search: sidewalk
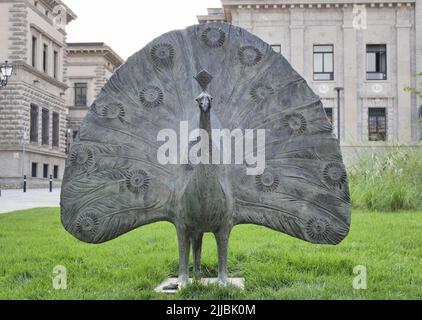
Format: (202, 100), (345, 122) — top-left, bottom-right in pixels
(0, 188), (61, 214)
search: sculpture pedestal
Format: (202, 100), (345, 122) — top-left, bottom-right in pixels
(155, 278), (245, 294)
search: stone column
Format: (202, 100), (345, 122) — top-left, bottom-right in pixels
(289, 8), (304, 75)
(396, 7), (412, 144)
(342, 8), (358, 145)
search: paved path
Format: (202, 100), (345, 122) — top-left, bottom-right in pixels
(0, 188), (60, 214)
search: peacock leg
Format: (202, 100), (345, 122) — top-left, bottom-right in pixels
(176, 226), (191, 286)
(215, 228), (231, 286)
(192, 232), (204, 280)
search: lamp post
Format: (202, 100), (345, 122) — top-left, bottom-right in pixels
(334, 87), (344, 142)
(0, 60), (13, 89)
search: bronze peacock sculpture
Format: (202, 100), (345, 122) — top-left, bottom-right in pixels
(61, 22), (351, 287)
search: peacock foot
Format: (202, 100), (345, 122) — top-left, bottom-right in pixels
(178, 275), (190, 288)
(216, 274), (229, 287)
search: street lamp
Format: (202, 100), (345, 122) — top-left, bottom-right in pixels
(334, 87), (344, 142)
(0, 60), (13, 89)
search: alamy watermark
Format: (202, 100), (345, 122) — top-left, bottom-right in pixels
(157, 121), (266, 176)
(353, 5), (367, 30)
(52, 5), (67, 30)
(353, 265), (368, 290)
(52, 265), (67, 290)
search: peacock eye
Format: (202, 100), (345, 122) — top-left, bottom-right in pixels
(250, 84), (275, 103)
(151, 43), (175, 68)
(323, 163), (347, 188)
(283, 113), (307, 136)
(255, 170), (280, 192)
(139, 86), (164, 108)
(202, 27), (226, 48)
(239, 46), (263, 66)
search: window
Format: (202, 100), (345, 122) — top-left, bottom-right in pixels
(30, 104), (39, 143)
(314, 45), (334, 81)
(367, 45), (387, 80)
(72, 130), (79, 140)
(43, 164), (49, 178)
(42, 108), (49, 145)
(32, 36), (37, 68)
(53, 50), (58, 79)
(53, 165), (59, 179)
(43, 44), (48, 73)
(271, 45), (281, 54)
(52, 112), (59, 147)
(324, 108), (333, 125)
(31, 163), (38, 178)
(368, 108), (387, 141)
(74, 83), (88, 106)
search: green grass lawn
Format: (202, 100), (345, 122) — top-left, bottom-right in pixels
(1, 208), (422, 300)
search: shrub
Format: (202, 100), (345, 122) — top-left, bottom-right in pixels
(348, 146), (422, 212)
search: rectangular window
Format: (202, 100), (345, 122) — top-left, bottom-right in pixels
(32, 36), (37, 68)
(53, 165), (59, 179)
(74, 83), (88, 106)
(43, 44), (48, 73)
(368, 108), (387, 141)
(42, 108), (49, 145)
(324, 108), (333, 125)
(367, 45), (387, 80)
(72, 130), (79, 140)
(43, 164), (49, 178)
(31, 163), (37, 178)
(53, 50), (58, 79)
(30, 104), (39, 143)
(52, 112), (59, 147)
(314, 45), (334, 81)
(271, 45), (281, 54)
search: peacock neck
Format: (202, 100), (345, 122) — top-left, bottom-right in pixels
(199, 109), (213, 159)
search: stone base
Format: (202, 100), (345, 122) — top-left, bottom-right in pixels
(155, 278), (245, 294)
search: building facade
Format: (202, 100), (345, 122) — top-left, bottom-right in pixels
(0, 0), (76, 188)
(65, 42), (123, 148)
(198, 0), (422, 162)
(0, 2), (123, 188)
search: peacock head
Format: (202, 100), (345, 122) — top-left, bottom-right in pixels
(196, 91), (213, 113)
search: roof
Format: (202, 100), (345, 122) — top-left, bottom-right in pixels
(66, 42), (125, 68)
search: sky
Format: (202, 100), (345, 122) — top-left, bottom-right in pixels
(66, 0), (222, 60)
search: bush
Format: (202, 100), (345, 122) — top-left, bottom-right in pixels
(349, 146), (422, 212)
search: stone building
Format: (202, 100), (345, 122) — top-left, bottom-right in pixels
(65, 42), (124, 146)
(198, 0), (422, 162)
(0, 0), (76, 188)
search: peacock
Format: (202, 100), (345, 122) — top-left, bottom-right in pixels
(61, 22), (351, 287)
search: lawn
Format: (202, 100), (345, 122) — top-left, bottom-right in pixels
(0, 208), (422, 300)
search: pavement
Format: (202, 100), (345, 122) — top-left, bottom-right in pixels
(0, 188), (61, 214)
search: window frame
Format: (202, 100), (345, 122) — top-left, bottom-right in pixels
(313, 44), (334, 81)
(43, 164), (49, 179)
(43, 43), (48, 73)
(31, 162), (38, 178)
(41, 108), (50, 146)
(368, 107), (387, 141)
(53, 165), (59, 179)
(324, 108), (334, 125)
(32, 36), (37, 68)
(366, 44), (387, 81)
(52, 112), (60, 147)
(30, 104), (39, 143)
(271, 44), (281, 54)
(53, 50), (58, 79)
(74, 82), (88, 107)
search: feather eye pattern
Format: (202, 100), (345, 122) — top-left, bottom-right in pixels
(61, 22), (351, 249)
